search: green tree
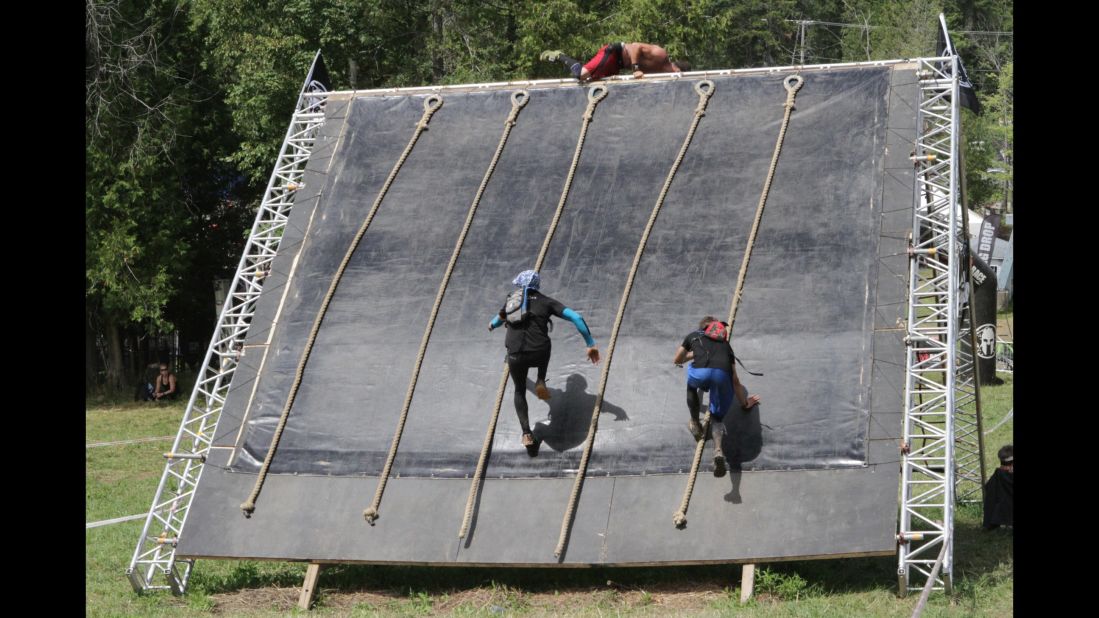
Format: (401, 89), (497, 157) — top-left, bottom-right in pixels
(87, 0), (238, 392)
(189, 0), (319, 188)
(962, 61), (1011, 213)
(942, 0), (1012, 215)
(85, 0), (1012, 393)
(87, 0), (190, 390)
(839, 0), (945, 60)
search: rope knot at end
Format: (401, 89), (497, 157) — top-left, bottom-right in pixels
(363, 507), (379, 525)
(673, 512), (687, 528)
(240, 502), (255, 518)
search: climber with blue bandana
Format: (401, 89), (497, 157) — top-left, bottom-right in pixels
(489, 270), (601, 448)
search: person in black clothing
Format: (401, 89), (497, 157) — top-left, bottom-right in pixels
(673, 316), (760, 477)
(153, 363), (179, 401)
(489, 270), (600, 447)
(983, 444), (1013, 530)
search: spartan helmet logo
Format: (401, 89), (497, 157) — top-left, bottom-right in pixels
(976, 324), (996, 359)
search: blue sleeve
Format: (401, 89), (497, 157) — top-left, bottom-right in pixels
(561, 308), (596, 347)
(490, 315), (504, 330)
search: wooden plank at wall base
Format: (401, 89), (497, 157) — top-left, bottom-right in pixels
(740, 564), (755, 604)
(298, 563), (323, 610)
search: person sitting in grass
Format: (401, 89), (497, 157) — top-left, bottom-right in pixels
(983, 444), (1013, 530)
(152, 363), (179, 402)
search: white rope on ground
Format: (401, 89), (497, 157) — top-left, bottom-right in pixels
(86, 436), (174, 448)
(983, 408), (1013, 435)
(86, 513), (148, 529)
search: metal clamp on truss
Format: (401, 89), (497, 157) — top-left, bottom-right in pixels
(896, 531), (926, 545)
(903, 331), (935, 346)
(907, 244), (937, 258)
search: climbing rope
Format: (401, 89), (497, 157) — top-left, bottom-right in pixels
(240, 94), (444, 518)
(672, 74), (802, 529)
(363, 91), (529, 524)
(554, 80), (716, 558)
(536, 85), (610, 266)
(458, 84), (608, 540)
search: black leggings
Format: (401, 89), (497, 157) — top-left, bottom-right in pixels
(507, 348), (551, 434)
(686, 386), (702, 421)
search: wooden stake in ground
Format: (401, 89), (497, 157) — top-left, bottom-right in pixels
(740, 563), (755, 604)
(298, 563), (323, 610)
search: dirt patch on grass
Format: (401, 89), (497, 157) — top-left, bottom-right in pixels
(207, 580), (737, 615)
(207, 586), (303, 614)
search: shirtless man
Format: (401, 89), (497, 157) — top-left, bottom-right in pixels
(541, 42), (690, 81)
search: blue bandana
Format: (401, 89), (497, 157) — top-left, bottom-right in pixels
(513, 270), (540, 290)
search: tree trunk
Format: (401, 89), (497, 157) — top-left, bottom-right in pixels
(431, 7), (445, 82)
(105, 318), (124, 391)
(85, 308), (99, 393)
(129, 329), (140, 384)
(348, 58), (358, 90)
(504, 6), (516, 71)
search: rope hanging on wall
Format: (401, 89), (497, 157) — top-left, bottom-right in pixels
(458, 84), (609, 540)
(363, 90), (531, 524)
(672, 74), (803, 529)
(240, 94), (444, 518)
(555, 80), (717, 559)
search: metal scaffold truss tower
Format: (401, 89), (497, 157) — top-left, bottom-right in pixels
(897, 54), (984, 597)
(126, 52), (331, 594)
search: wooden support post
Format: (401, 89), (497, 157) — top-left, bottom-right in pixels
(298, 563), (323, 610)
(740, 563), (755, 604)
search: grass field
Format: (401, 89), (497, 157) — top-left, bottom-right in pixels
(87, 344), (1012, 616)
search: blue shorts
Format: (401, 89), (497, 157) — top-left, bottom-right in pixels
(686, 364), (734, 420)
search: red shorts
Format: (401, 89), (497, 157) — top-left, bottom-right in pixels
(583, 43), (623, 80)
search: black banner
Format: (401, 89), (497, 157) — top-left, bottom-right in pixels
(968, 255), (998, 384)
(307, 52), (331, 92)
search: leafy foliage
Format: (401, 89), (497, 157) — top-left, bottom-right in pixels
(86, 0), (1013, 392)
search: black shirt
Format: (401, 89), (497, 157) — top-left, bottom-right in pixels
(500, 291), (566, 355)
(982, 468), (1013, 528)
(681, 331), (735, 374)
